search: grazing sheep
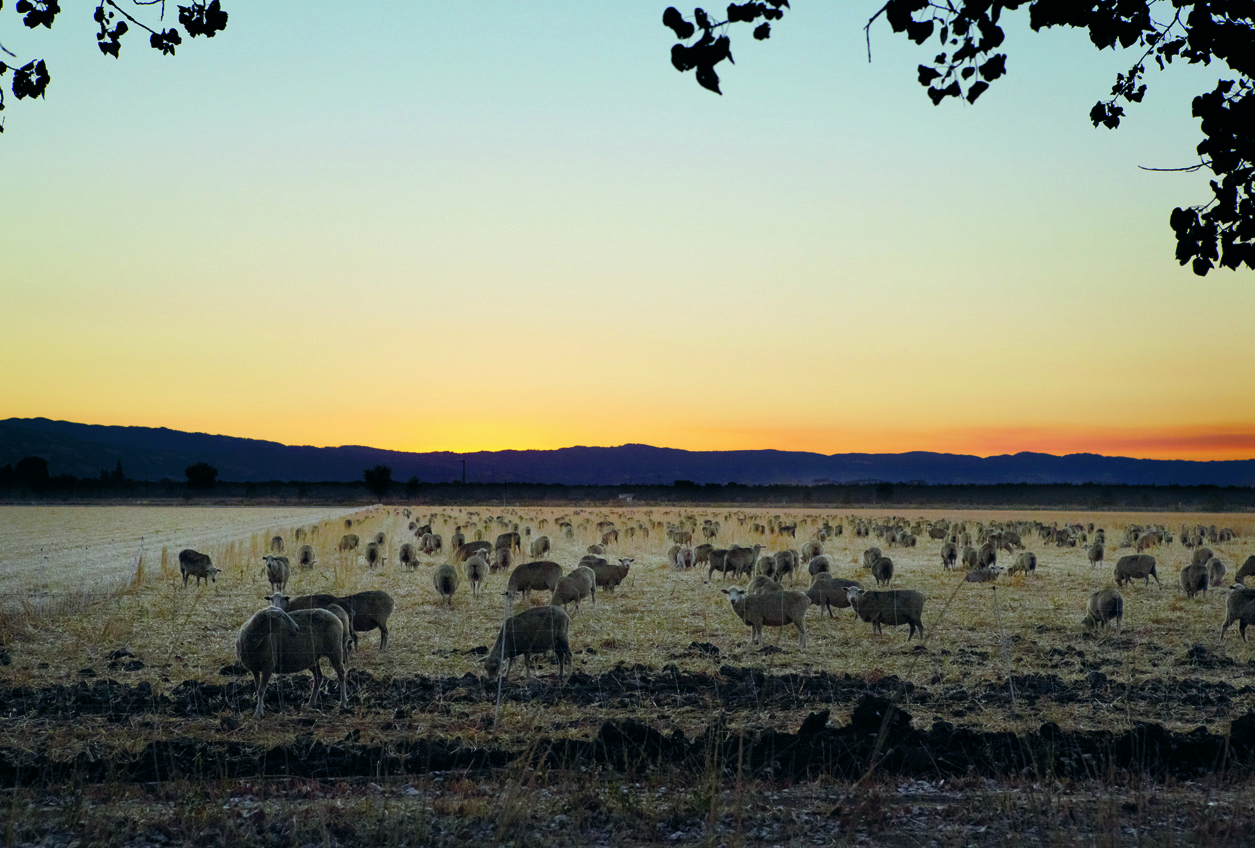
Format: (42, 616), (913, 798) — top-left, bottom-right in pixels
(800, 540), (823, 563)
(1114, 554), (1160, 588)
(450, 529), (466, 550)
(1207, 557), (1227, 588)
(433, 563), (460, 606)
(1181, 561), (1209, 598)
(591, 557), (632, 592)
(1008, 552), (1037, 576)
(977, 542), (997, 568)
(269, 536), (285, 554)
(587, 544), (606, 556)
(373, 531), (386, 546)
(285, 594), (359, 652)
(806, 574), (863, 617)
(844, 587), (927, 640)
(491, 546), (514, 573)
(263, 554), (290, 593)
(454, 541), (493, 563)
(757, 554), (778, 578)
(724, 544), (763, 579)
(1082, 587), (1123, 632)
(178, 549), (220, 587)
(774, 549), (800, 584)
(1221, 585), (1255, 641)
(484, 606), (572, 682)
(465, 554), (488, 597)
(334, 591), (395, 651)
(964, 565), (1003, 583)
(807, 554), (832, 577)
(338, 534), (360, 552)
(550, 565), (597, 613)
(398, 542), (419, 570)
(722, 586), (810, 649)
(495, 532), (522, 554)
(1235, 556), (1255, 585)
(601, 529), (618, 547)
(529, 536), (551, 558)
(507, 561), (563, 600)
(694, 543), (714, 567)
(236, 602), (347, 718)
(961, 545), (979, 570)
(747, 575), (784, 594)
(1087, 542), (1105, 568)
(1191, 547), (1215, 567)
(861, 547), (882, 570)
(675, 546), (695, 570)
(940, 541), (958, 570)
(296, 544), (316, 570)
(872, 556), (894, 586)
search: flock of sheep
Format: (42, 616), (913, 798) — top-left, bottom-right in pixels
(174, 510), (1255, 719)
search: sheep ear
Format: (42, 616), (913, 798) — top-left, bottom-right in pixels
(721, 589), (730, 595)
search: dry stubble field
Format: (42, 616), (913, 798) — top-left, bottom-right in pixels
(1, 504), (1254, 847)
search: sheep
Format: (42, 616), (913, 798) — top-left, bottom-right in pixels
(1114, 554), (1160, 588)
(694, 543), (714, 567)
(495, 531), (522, 554)
(706, 548), (732, 581)
(806, 574), (863, 617)
(398, 542), (419, 570)
(587, 543), (606, 556)
(807, 554), (832, 577)
(491, 546), (514, 573)
(484, 605), (572, 682)
(757, 553), (777, 578)
(724, 544), (762, 579)
(333, 590), (395, 651)
(800, 540), (823, 563)
(774, 549), (800, 584)
(269, 536), (285, 554)
(872, 556), (894, 586)
(529, 535), (551, 558)
(263, 554), (290, 592)
(550, 565), (597, 613)
(940, 541), (958, 570)
(450, 529), (466, 550)
(296, 544), (316, 570)
(1087, 542), (1105, 568)
(1181, 561), (1209, 598)
(506, 560), (563, 600)
(338, 533), (360, 552)
(666, 544), (682, 567)
(964, 565), (1004, 583)
(861, 547), (882, 570)
(1191, 547), (1215, 567)
(433, 563), (460, 606)
(844, 586), (927, 640)
(1207, 557), (1227, 587)
(1082, 587), (1123, 632)
(601, 529), (618, 547)
(591, 557), (632, 592)
(961, 545), (979, 570)
(178, 549), (220, 587)
(465, 554), (488, 597)
(722, 586), (810, 649)
(747, 574), (784, 594)
(278, 593), (356, 654)
(454, 541), (493, 563)
(1221, 585), (1255, 641)
(1236, 556), (1255, 585)
(236, 601), (347, 718)
(364, 541), (383, 568)
(675, 546), (695, 570)
(1008, 552), (1037, 576)
(977, 542), (997, 568)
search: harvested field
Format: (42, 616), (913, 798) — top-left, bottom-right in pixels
(1, 505), (1254, 846)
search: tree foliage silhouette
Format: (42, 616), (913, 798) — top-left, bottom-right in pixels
(3, 2), (1249, 275)
(184, 461), (218, 489)
(363, 465), (393, 499)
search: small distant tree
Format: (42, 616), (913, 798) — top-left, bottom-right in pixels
(185, 461), (218, 490)
(111, 460), (125, 482)
(404, 475), (421, 497)
(364, 465), (393, 499)
(14, 456), (49, 488)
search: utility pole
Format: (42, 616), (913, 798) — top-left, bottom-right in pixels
(461, 459), (466, 485)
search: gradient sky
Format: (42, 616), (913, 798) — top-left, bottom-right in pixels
(1, 2), (1252, 460)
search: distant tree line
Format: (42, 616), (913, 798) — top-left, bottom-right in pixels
(1, 455), (1253, 512)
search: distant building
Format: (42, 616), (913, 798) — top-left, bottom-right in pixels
(618, 493), (634, 502)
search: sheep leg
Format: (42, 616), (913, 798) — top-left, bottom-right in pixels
(379, 622), (389, 651)
(252, 671), (270, 719)
(308, 662), (324, 709)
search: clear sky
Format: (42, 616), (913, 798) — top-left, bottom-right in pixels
(1, 2), (1252, 460)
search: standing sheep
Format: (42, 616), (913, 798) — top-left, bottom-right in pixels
(1114, 554), (1160, 588)
(529, 535), (551, 558)
(940, 541), (958, 571)
(861, 547), (882, 570)
(364, 541), (383, 568)
(722, 586), (810, 649)
(454, 541), (492, 563)
(296, 544), (316, 570)
(550, 565), (597, 613)
(1087, 542), (1105, 568)
(263, 554), (290, 593)
(338, 534), (360, 553)
(484, 606), (572, 682)
(1236, 556), (1255, 585)
(334, 590), (395, 651)
(1082, 587), (1124, 632)
(284, 593), (357, 653)
(1181, 561), (1209, 598)
(465, 554), (488, 597)
(845, 587), (927, 640)
(398, 542), (419, 570)
(1008, 552), (1037, 576)
(591, 557), (632, 592)
(433, 563), (460, 606)
(506, 561), (563, 600)
(807, 554), (832, 577)
(1221, 585), (1255, 641)
(806, 574), (863, 617)
(178, 549), (220, 587)
(269, 536), (285, 554)
(706, 549), (732, 581)
(872, 556), (894, 586)
(492, 547), (514, 573)
(236, 602), (347, 718)
(724, 544), (763, 579)
(1207, 557), (1227, 587)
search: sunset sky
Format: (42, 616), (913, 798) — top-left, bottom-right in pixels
(2, 3), (1252, 460)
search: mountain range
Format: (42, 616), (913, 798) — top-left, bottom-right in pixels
(2, 417), (1253, 487)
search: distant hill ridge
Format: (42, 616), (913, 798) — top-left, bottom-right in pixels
(1, 417), (1253, 487)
